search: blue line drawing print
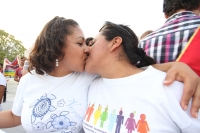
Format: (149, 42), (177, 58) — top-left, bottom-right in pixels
(46, 111), (77, 131)
(29, 93), (57, 123)
(32, 122), (46, 131)
(57, 99), (66, 107)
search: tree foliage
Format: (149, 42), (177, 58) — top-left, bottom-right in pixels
(0, 29), (26, 64)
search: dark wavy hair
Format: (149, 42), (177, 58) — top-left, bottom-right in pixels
(99, 21), (156, 68)
(163, 0), (200, 17)
(29, 16), (79, 75)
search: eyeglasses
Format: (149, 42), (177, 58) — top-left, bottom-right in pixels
(99, 21), (131, 36)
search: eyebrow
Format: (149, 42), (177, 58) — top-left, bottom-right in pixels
(76, 37), (85, 40)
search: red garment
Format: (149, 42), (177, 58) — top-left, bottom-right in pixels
(176, 26), (200, 76)
(15, 67), (23, 81)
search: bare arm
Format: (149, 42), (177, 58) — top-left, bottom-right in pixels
(0, 110), (21, 128)
(0, 85), (5, 104)
(152, 62), (200, 118)
(14, 72), (19, 82)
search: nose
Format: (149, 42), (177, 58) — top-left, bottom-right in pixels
(83, 43), (90, 53)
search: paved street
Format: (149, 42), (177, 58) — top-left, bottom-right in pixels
(1, 78), (26, 133)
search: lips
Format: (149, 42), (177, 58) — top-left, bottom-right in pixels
(85, 53), (90, 60)
(84, 56), (88, 61)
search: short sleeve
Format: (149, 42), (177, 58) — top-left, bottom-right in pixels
(12, 76), (27, 116)
(0, 73), (6, 86)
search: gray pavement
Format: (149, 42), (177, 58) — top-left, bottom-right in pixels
(1, 78), (26, 133)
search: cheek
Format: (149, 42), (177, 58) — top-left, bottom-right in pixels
(90, 48), (100, 61)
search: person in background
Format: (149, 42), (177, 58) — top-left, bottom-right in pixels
(139, 30), (154, 40)
(22, 59), (29, 76)
(14, 57), (26, 82)
(138, 0), (200, 63)
(85, 37), (94, 46)
(0, 72), (6, 111)
(83, 21), (200, 132)
(0, 63), (3, 73)
(0, 16), (200, 133)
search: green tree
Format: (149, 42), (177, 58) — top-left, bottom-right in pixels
(0, 29), (26, 64)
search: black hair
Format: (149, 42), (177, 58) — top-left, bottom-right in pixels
(20, 56), (26, 60)
(163, 0), (200, 17)
(85, 37), (94, 46)
(99, 21), (156, 68)
(29, 16), (79, 75)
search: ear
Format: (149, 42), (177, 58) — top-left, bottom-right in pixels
(164, 14), (168, 19)
(110, 36), (122, 52)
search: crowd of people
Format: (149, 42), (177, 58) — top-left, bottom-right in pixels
(0, 0), (200, 133)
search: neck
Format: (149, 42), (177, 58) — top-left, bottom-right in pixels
(99, 61), (143, 79)
(48, 65), (73, 77)
(175, 9), (187, 14)
(192, 9), (200, 16)
(165, 9), (187, 19)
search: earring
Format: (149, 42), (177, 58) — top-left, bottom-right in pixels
(56, 59), (59, 67)
(136, 61), (140, 64)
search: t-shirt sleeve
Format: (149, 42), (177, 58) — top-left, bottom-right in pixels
(12, 75), (27, 116)
(163, 81), (200, 132)
(0, 73), (6, 86)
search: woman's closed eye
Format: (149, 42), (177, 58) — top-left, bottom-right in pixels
(88, 42), (95, 46)
(77, 43), (83, 46)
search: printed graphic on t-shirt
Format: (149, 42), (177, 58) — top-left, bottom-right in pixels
(29, 93), (81, 133)
(84, 103), (150, 133)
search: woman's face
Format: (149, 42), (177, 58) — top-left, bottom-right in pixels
(85, 32), (110, 74)
(61, 26), (89, 72)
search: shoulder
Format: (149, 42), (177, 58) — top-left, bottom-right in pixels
(88, 77), (102, 89)
(163, 81), (184, 101)
(19, 70), (43, 84)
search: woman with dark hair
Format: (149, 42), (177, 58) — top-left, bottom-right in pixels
(83, 21), (200, 132)
(85, 37), (94, 46)
(0, 16), (97, 133)
(0, 17), (199, 133)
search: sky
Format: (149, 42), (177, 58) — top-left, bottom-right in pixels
(0, 0), (165, 49)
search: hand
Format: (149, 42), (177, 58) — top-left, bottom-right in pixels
(164, 62), (200, 118)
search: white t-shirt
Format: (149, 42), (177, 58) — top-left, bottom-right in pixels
(83, 66), (200, 133)
(0, 73), (6, 87)
(12, 71), (97, 133)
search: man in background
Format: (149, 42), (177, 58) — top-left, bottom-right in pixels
(85, 37), (94, 46)
(138, 0), (200, 63)
(14, 57), (26, 82)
